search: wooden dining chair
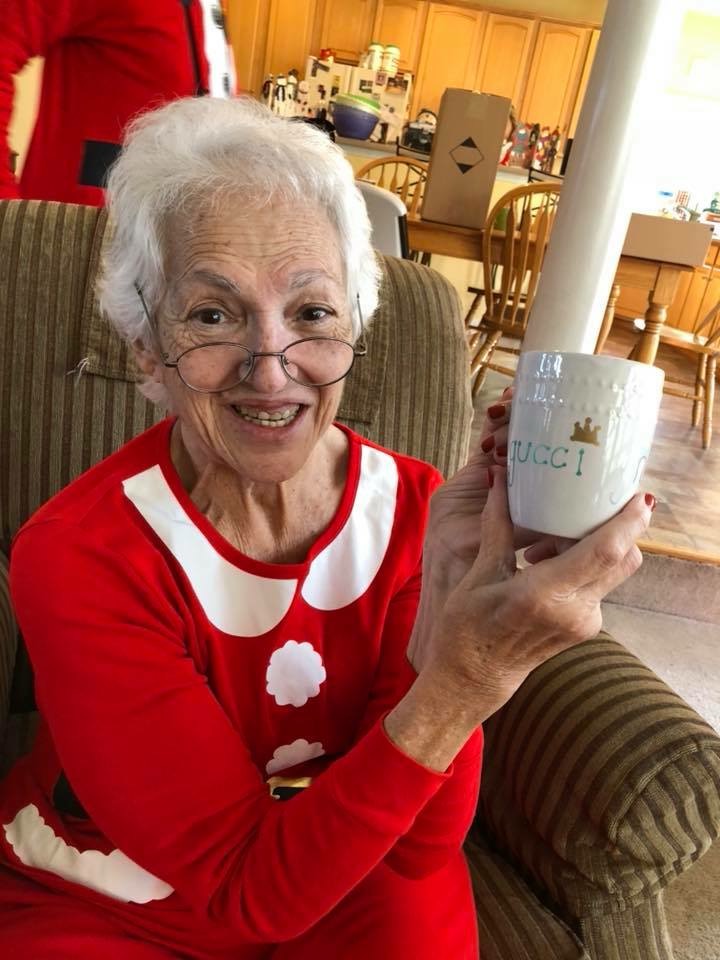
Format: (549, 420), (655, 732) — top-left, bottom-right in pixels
(355, 157), (428, 220)
(464, 183), (561, 397)
(629, 298), (720, 449)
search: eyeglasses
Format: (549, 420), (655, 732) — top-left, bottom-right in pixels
(135, 285), (367, 393)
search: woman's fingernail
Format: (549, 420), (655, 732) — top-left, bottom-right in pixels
(496, 444), (508, 458)
(502, 386), (512, 398)
(487, 468), (495, 488)
(488, 404), (505, 419)
(481, 435), (495, 453)
(644, 493), (657, 511)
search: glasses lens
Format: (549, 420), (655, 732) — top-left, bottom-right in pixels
(283, 338), (356, 386)
(177, 343), (253, 392)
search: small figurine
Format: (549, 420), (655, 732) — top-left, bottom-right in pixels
(261, 74), (274, 110)
(509, 123), (531, 167)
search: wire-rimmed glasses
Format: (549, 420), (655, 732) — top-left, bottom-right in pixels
(135, 285), (367, 393)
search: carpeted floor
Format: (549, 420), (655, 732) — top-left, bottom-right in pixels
(663, 841), (720, 960)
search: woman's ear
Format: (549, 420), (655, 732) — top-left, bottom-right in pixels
(132, 339), (163, 385)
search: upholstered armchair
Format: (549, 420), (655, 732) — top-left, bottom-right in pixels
(0, 199), (718, 960)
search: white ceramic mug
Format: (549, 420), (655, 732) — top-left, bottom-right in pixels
(507, 352), (664, 538)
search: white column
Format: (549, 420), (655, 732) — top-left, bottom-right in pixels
(522, 0), (686, 355)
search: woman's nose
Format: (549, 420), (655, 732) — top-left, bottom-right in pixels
(246, 351), (290, 393)
(241, 318), (292, 392)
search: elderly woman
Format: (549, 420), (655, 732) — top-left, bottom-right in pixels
(0, 97), (653, 958)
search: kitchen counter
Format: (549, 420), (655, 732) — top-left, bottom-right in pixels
(338, 136), (529, 188)
(336, 136), (394, 158)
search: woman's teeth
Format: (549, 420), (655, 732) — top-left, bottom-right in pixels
(233, 404), (300, 427)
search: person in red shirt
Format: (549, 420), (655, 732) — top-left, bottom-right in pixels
(0, 96), (654, 958)
(0, 0), (235, 205)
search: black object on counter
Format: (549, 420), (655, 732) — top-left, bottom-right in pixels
(290, 115), (336, 142)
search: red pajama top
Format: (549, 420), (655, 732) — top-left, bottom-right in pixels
(0, 418), (483, 943)
(1, 0), (235, 205)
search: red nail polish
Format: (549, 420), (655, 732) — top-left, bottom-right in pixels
(481, 435), (495, 453)
(496, 444), (508, 458)
(644, 493), (657, 511)
(487, 468), (494, 488)
(488, 404), (505, 420)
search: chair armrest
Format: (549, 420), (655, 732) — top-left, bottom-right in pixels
(476, 632), (720, 921)
(0, 549), (17, 750)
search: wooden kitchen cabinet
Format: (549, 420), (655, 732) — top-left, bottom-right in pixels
(568, 27), (600, 138)
(520, 21), (591, 133)
(412, 3), (486, 117)
(264, 0), (320, 77)
(475, 13), (536, 109)
(373, 0), (428, 74)
(319, 0), (377, 63)
(226, 0), (269, 94)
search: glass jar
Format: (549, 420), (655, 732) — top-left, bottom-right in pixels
(656, 190), (674, 217)
(381, 44), (400, 77)
(367, 42), (384, 71)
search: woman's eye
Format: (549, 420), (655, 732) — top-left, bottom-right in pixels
(190, 307), (227, 327)
(300, 306), (332, 323)
(192, 308), (226, 325)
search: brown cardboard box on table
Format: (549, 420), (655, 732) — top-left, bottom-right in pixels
(621, 214), (713, 268)
(422, 88), (511, 230)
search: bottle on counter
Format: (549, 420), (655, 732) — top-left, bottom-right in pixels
(381, 44), (400, 77)
(367, 42), (384, 71)
(656, 190), (675, 217)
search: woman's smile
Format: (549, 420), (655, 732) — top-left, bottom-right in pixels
(229, 401), (306, 432)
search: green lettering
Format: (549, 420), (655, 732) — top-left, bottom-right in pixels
(550, 447), (568, 469)
(575, 448), (586, 477)
(533, 444), (550, 466)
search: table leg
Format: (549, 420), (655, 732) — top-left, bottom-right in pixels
(703, 355), (716, 449)
(634, 301), (665, 365)
(634, 265), (682, 366)
(595, 283), (621, 354)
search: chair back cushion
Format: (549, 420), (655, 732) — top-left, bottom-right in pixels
(0, 199), (472, 554)
(0, 200), (159, 555)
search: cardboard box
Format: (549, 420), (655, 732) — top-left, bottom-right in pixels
(622, 214), (713, 268)
(422, 89), (511, 229)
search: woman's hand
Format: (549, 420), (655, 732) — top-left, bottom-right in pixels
(413, 387), (544, 659)
(410, 469), (653, 719)
(422, 390), (512, 585)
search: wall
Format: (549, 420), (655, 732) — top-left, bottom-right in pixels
(8, 58), (42, 175)
(634, 8), (720, 214)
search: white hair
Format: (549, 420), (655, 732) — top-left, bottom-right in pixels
(98, 96), (380, 358)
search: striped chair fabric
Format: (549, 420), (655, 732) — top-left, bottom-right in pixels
(0, 199), (719, 959)
(478, 634), (720, 960)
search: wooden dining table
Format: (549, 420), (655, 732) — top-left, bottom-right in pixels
(407, 215), (696, 364)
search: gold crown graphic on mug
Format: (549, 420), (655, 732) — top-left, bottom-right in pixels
(570, 417), (602, 446)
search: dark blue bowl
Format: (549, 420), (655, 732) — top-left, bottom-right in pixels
(332, 103), (379, 140)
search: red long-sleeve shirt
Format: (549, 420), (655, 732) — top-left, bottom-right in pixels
(0, 419), (482, 945)
(1, 0), (235, 205)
